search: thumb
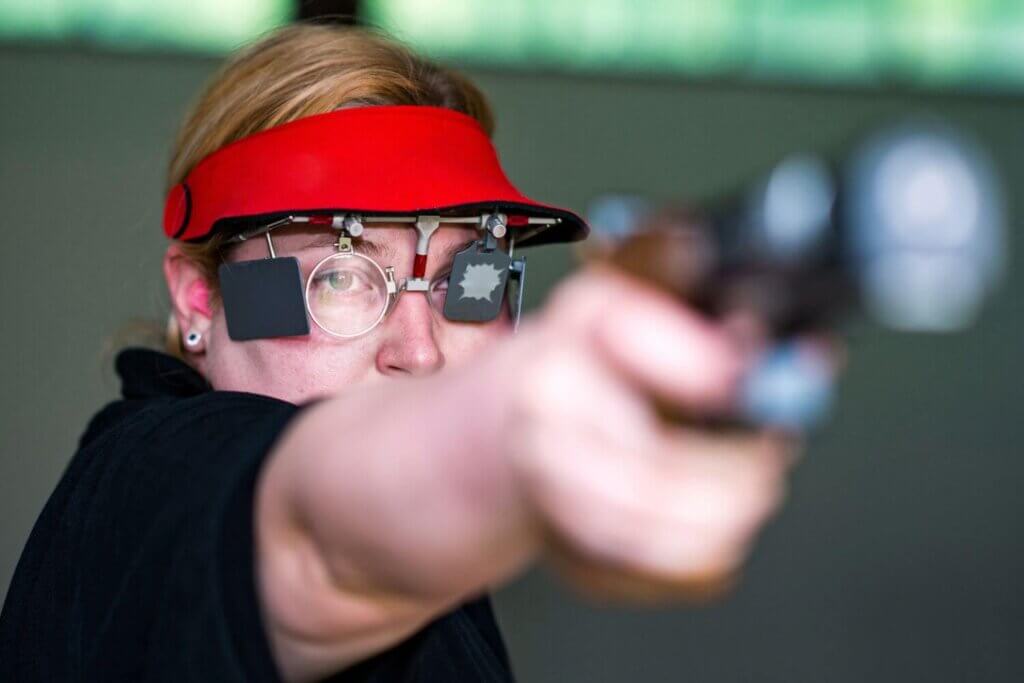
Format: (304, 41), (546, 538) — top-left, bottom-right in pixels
(547, 266), (742, 409)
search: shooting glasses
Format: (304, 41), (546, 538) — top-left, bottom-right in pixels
(218, 211), (548, 340)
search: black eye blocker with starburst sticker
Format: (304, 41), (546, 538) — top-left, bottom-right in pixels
(444, 228), (512, 322)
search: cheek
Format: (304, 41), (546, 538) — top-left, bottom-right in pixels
(440, 317), (514, 366)
(203, 314), (380, 402)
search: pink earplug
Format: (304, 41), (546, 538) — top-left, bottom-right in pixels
(187, 280), (212, 318)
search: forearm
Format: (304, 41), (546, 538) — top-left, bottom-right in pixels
(260, 336), (538, 606)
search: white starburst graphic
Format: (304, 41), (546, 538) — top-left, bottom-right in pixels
(458, 263), (502, 301)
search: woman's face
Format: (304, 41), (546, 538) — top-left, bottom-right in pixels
(172, 223), (514, 403)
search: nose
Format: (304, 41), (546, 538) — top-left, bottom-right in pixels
(374, 291), (445, 377)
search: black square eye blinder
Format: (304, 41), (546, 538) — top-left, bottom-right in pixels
(217, 212), (557, 342)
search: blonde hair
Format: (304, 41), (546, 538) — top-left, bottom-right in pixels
(162, 23), (495, 356)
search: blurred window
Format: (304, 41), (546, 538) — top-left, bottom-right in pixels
(362, 0), (1024, 92)
(0, 0), (294, 53)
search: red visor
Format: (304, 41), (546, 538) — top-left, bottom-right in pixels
(163, 105), (588, 246)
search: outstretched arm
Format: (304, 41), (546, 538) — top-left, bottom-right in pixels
(255, 268), (792, 682)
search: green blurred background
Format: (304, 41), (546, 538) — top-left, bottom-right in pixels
(1, 2), (1023, 681)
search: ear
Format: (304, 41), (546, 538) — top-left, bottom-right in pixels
(163, 244), (214, 354)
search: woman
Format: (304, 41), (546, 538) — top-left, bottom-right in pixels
(0, 24), (792, 682)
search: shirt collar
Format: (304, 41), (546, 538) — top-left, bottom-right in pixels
(115, 348), (211, 399)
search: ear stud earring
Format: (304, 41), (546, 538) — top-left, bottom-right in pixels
(184, 330), (202, 348)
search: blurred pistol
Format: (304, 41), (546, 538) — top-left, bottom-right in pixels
(587, 121), (1007, 430)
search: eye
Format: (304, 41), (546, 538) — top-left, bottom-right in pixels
(429, 271), (451, 310)
(326, 270), (354, 291)
(313, 267), (372, 295)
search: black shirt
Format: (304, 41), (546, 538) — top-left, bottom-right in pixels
(0, 349), (514, 682)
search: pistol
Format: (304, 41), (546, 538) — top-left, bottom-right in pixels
(587, 120), (1007, 430)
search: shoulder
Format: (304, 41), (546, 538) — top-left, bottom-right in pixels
(72, 389), (302, 488)
(0, 361), (310, 680)
(79, 347), (302, 454)
(70, 389), (305, 525)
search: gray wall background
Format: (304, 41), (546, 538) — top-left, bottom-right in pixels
(2, 46), (1022, 681)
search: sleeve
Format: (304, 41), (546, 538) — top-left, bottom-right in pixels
(3, 391), (304, 682)
(115, 392), (303, 682)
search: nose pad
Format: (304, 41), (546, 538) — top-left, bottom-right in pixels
(375, 286), (445, 376)
(394, 274), (446, 320)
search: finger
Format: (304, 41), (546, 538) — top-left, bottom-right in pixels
(648, 483), (787, 577)
(542, 522), (740, 605)
(519, 421), (788, 583)
(565, 267), (743, 409)
(658, 427), (796, 478)
(519, 341), (661, 451)
(604, 428), (791, 577)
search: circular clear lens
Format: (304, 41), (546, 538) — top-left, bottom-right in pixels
(306, 253), (390, 337)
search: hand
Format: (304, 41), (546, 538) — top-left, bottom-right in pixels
(504, 266), (796, 602)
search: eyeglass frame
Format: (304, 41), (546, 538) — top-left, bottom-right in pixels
(225, 211), (556, 339)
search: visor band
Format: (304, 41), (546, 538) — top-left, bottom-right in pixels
(163, 105), (587, 246)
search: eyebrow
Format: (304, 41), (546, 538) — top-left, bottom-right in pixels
(438, 238), (477, 267)
(296, 233), (477, 267)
